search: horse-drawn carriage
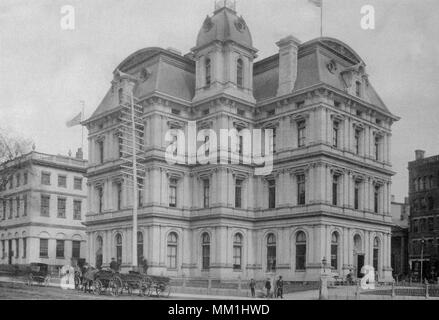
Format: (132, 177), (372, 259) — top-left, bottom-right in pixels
(25, 263), (51, 287)
(80, 268), (120, 296)
(75, 266), (171, 297)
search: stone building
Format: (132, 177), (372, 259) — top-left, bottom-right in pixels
(83, 2), (398, 282)
(408, 150), (439, 281)
(390, 195), (409, 279)
(0, 150), (87, 267)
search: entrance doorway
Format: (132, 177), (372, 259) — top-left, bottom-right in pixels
(357, 254), (365, 278)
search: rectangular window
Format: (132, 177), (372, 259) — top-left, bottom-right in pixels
(72, 241), (81, 259)
(374, 136), (380, 161)
(39, 239), (48, 258)
(97, 187), (103, 213)
(116, 183), (122, 210)
(9, 199), (13, 218)
(16, 197), (20, 217)
(374, 185), (380, 213)
(298, 121), (306, 147)
(73, 200), (82, 220)
(22, 238), (26, 258)
(297, 175), (306, 205)
(268, 180), (276, 209)
(56, 240), (65, 258)
(203, 180), (210, 208)
(57, 197), (66, 218)
(354, 130), (361, 155)
(41, 195), (50, 216)
(428, 218), (434, 232)
(74, 177), (83, 190)
(169, 179), (177, 207)
(23, 194), (27, 216)
(1, 240), (5, 259)
(15, 239), (19, 258)
(235, 179), (243, 208)
(41, 172), (51, 185)
(98, 140), (104, 164)
(167, 244), (177, 269)
(1, 201), (5, 220)
(332, 122), (339, 148)
(58, 175), (67, 188)
(16, 174), (20, 187)
(354, 182), (360, 210)
(332, 176), (339, 206)
(23, 172), (28, 185)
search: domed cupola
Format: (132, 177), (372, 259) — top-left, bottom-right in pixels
(192, 0), (258, 104)
(195, 2), (255, 51)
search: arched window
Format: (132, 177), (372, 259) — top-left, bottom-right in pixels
(96, 236), (103, 269)
(115, 233), (122, 266)
(331, 232), (339, 270)
(205, 58), (211, 87)
(237, 58), (243, 87)
(201, 233), (210, 270)
(354, 234), (362, 252)
(233, 233), (243, 270)
(167, 232), (178, 269)
(137, 232), (143, 264)
(267, 233), (276, 272)
(373, 237), (380, 273)
(295, 231), (306, 271)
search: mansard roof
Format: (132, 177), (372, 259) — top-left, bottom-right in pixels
(87, 48), (195, 122)
(254, 37), (390, 113)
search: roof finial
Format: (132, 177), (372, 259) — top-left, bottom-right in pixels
(214, 0), (236, 12)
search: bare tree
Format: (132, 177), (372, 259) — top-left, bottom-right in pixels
(0, 129), (34, 198)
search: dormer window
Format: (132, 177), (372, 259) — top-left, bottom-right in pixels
(205, 58), (211, 87)
(355, 81), (361, 97)
(237, 58), (243, 87)
(118, 88), (124, 105)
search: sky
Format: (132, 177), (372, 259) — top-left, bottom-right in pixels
(0, 0), (438, 202)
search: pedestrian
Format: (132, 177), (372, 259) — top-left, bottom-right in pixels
(265, 278), (271, 298)
(110, 257), (118, 272)
(142, 257), (148, 274)
(276, 276), (284, 299)
(249, 278), (256, 298)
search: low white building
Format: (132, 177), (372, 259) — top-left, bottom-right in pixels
(0, 149), (87, 267)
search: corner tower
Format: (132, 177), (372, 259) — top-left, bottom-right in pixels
(192, 0), (258, 104)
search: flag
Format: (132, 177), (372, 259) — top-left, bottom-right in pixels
(66, 112), (82, 128)
(309, 0), (322, 7)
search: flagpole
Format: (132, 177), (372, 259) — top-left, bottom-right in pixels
(320, 1), (323, 38)
(80, 101), (85, 151)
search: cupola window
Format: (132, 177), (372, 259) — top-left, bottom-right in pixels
(205, 58), (211, 87)
(237, 58), (243, 87)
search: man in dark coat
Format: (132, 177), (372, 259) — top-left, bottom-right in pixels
(249, 278), (256, 298)
(265, 278), (271, 298)
(276, 276), (284, 299)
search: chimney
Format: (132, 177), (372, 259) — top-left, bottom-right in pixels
(75, 148), (83, 160)
(415, 150), (425, 160)
(276, 35), (301, 97)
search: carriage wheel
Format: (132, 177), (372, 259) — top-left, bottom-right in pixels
(27, 274), (33, 286)
(156, 284), (164, 297)
(93, 280), (103, 295)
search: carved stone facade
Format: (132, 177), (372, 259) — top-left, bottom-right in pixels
(83, 4), (398, 282)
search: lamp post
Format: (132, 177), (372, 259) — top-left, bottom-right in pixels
(420, 238), (425, 283)
(319, 257), (329, 300)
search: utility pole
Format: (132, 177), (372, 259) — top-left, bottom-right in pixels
(116, 70), (145, 270)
